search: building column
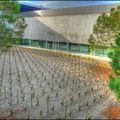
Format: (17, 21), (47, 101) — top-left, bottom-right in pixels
(46, 40), (48, 49)
(53, 42), (54, 50)
(79, 44), (81, 53)
(67, 42), (69, 52)
(58, 42), (59, 50)
(29, 39), (31, 46)
(54, 42), (56, 50)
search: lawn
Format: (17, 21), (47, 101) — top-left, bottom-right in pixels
(0, 46), (112, 119)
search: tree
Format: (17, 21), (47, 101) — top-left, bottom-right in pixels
(0, 0), (26, 47)
(89, 6), (120, 99)
(89, 6), (120, 48)
(109, 34), (120, 74)
(108, 34), (120, 99)
(89, 6), (120, 74)
(88, 34), (95, 54)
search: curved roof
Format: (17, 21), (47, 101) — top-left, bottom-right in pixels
(19, 3), (120, 17)
(20, 3), (49, 12)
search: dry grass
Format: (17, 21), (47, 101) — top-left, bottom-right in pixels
(102, 104), (120, 119)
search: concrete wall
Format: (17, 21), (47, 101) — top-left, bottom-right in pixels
(24, 14), (100, 44)
(22, 4), (120, 44)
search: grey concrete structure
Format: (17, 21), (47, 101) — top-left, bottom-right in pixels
(20, 3), (120, 44)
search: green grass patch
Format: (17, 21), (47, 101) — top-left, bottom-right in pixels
(109, 76), (120, 100)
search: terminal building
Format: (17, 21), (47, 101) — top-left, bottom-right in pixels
(19, 3), (120, 56)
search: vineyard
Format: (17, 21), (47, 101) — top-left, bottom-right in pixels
(0, 46), (113, 119)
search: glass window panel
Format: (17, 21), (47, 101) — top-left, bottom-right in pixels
(69, 43), (79, 52)
(31, 40), (39, 47)
(80, 45), (89, 54)
(48, 41), (53, 49)
(39, 41), (46, 48)
(59, 42), (67, 51)
(22, 39), (29, 46)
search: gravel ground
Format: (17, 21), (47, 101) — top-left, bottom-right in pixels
(0, 46), (112, 119)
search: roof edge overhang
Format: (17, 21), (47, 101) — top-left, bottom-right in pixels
(18, 3), (120, 17)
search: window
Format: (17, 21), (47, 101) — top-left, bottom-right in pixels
(31, 40), (39, 47)
(22, 39), (29, 46)
(48, 41), (53, 49)
(59, 42), (68, 51)
(80, 45), (89, 54)
(39, 41), (46, 48)
(69, 43), (79, 52)
(95, 48), (108, 57)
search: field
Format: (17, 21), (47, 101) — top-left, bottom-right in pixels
(0, 46), (113, 119)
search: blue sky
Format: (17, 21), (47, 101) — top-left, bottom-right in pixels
(20, 1), (120, 9)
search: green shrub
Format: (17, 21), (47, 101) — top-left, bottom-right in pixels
(108, 33), (120, 100)
(109, 76), (120, 99)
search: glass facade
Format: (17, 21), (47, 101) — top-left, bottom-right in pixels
(94, 48), (108, 57)
(59, 42), (68, 51)
(21, 39), (108, 56)
(39, 41), (46, 48)
(31, 40), (39, 47)
(22, 39), (29, 46)
(47, 41), (53, 49)
(69, 43), (79, 52)
(79, 44), (89, 54)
